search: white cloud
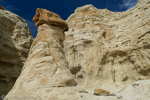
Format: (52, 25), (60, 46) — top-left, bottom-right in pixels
(3, 5), (16, 11)
(120, 0), (138, 10)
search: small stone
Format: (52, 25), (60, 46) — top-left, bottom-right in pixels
(94, 89), (110, 96)
(117, 96), (123, 99)
(109, 93), (116, 96)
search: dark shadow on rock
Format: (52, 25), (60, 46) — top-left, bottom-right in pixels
(0, 7), (33, 100)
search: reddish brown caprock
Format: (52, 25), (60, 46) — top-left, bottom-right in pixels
(32, 8), (69, 31)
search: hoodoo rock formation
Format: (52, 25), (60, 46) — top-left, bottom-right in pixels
(4, 8), (76, 99)
(4, 0), (150, 100)
(0, 6), (33, 99)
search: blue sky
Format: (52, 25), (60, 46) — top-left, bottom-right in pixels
(0, 0), (138, 38)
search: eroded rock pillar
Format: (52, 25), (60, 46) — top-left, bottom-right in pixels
(4, 8), (76, 98)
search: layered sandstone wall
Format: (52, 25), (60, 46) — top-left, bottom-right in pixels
(0, 6), (33, 99)
(65, 0), (150, 92)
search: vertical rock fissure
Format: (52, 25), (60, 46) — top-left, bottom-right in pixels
(48, 43), (59, 68)
(48, 43), (59, 76)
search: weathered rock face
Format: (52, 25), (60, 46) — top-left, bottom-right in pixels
(4, 8), (76, 99)
(0, 6), (33, 98)
(64, 0), (150, 92)
(4, 0), (150, 100)
(0, 5), (5, 10)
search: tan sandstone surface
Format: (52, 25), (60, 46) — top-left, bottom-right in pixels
(4, 8), (77, 100)
(65, 0), (150, 92)
(0, 6), (33, 99)
(4, 0), (150, 100)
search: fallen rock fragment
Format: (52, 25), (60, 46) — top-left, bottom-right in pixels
(94, 89), (110, 96)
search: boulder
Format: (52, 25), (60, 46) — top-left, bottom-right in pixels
(94, 89), (110, 96)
